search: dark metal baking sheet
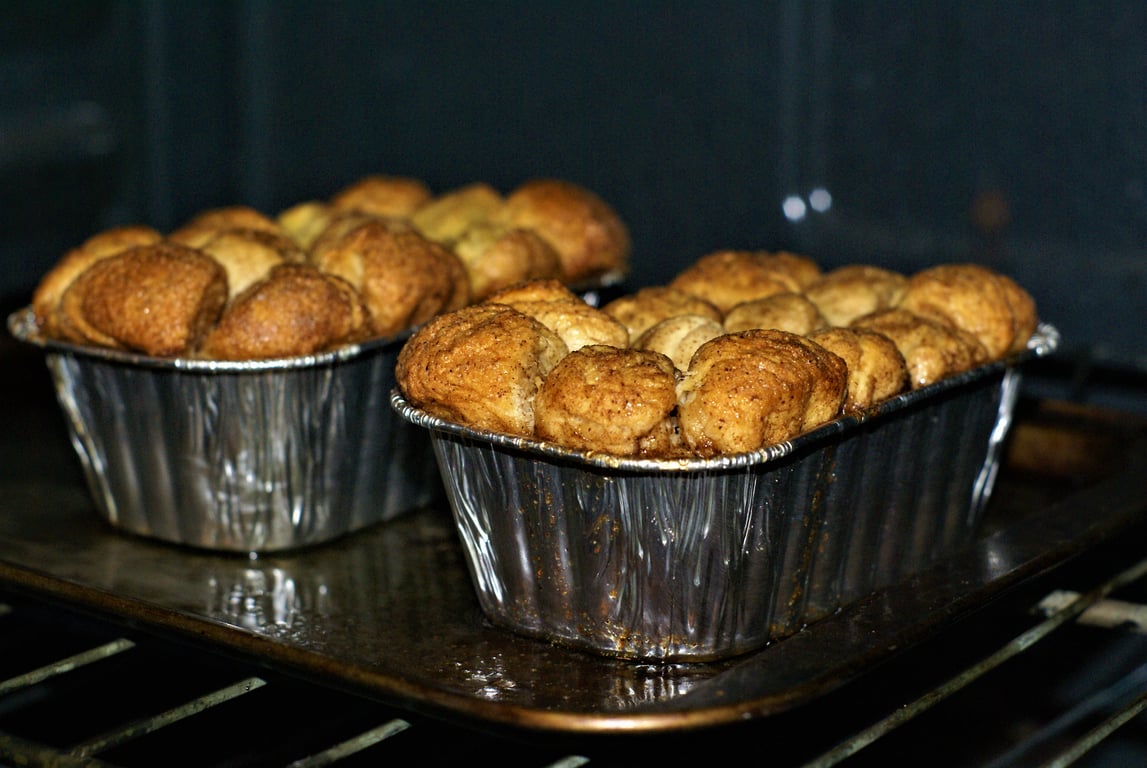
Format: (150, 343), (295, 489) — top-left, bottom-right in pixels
(2, 333), (1146, 737)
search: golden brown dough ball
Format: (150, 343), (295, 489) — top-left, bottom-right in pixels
(32, 224), (164, 337)
(534, 345), (682, 457)
(632, 314), (726, 373)
(75, 224), (166, 256)
(485, 279), (629, 352)
(410, 182), (506, 243)
(190, 228), (306, 300)
(168, 205), (287, 247)
(56, 242), (228, 357)
(311, 218), (469, 337)
(852, 307), (989, 389)
(329, 174), (433, 219)
(497, 178), (631, 284)
(601, 286), (723, 343)
(723, 291), (828, 335)
(807, 326), (910, 413)
(669, 250), (822, 313)
(306, 208), (411, 259)
(802, 264), (908, 327)
(676, 329), (847, 456)
(482, 279), (578, 304)
(414, 180), (631, 295)
(451, 224), (564, 300)
(199, 263), (371, 360)
(412, 186), (565, 299)
(396, 303), (569, 437)
(276, 201), (335, 250)
(897, 263), (1038, 359)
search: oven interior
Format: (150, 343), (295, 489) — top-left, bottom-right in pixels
(3, 2), (1147, 765)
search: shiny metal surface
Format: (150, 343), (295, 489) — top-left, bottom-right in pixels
(392, 325), (1060, 661)
(2, 323), (1145, 739)
(7, 307), (440, 553)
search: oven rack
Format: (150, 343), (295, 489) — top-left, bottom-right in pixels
(5, 527), (1147, 768)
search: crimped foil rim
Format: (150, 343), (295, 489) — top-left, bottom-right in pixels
(391, 322), (1060, 473)
(7, 306), (408, 372)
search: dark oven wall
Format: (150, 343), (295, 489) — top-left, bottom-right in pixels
(3, 1), (1145, 401)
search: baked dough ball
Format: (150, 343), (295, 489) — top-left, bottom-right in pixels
(329, 174), (433, 219)
(497, 178), (631, 284)
(410, 182), (506, 243)
(451, 225), (564, 300)
(32, 224), (164, 337)
(633, 314), (726, 373)
(276, 201), (335, 250)
(803, 264), (908, 327)
(897, 263), (1038, 359)
(188, 228), (306, 299)
(311, 218), (469, 337)
(56, 242), (228, 356)
(199, 263), (370, 360)
(807, 327), (910, 413)
(534, 345), (682, 457)
(396, 303), (568, 437)
(723, 291), (828, 335)
(168, 205), (287, 247)
(601, 286), (723, 343)
(852, 308), (989, 389)
(669, 250), (822, 313)
(483, 278), (577, 305)
(677, 329), (847, 456)
(485, 279), (629, 352)
(412, 185), (563, 299)
(306, 208), (407, 258)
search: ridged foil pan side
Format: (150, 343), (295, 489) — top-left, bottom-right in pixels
(8, 307), (440, 554)
(392, 324), (1059, 661)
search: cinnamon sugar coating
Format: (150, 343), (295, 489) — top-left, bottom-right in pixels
(276, 201), (336, 250)
(633, 314), (726, 373)
(486, 279), (628, 352)
(602, 286), (723, 343)
(396, 302), (568, 437)
(32, 224), (164, 337)
(311, 218), (470, 337)
(58, 242), (228, 356)
(669, 250), (821, 313)
(450, 224), (563, 300)
(329, 174), (434, 219)
(189, 228), (306, 299)
(199, 263), (371, 360)
(852, 307), (989, 389)
(676, 329), (847, 456)
(534, 345), (682, 457)
(803, 264), (908, 327)
(497, 178), (630, 284)
(723, 291), (828, 335)
(897, 263), (1038, 359)
(808, 326), (910, 413)
(168, 205), (287, 246)
(410, 182), (506, 243)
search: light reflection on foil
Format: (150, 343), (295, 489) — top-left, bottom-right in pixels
(209, 567), (310, 632)
(452, 656), (521, 701)
(446, 651), (704, 708)
(606, 664), (701, 708)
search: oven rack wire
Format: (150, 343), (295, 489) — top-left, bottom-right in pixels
(5, 548), (1147, 768)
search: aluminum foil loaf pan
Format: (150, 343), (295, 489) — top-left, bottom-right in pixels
(8, 307), (440, 554)
(392, 323), (1060, 662)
